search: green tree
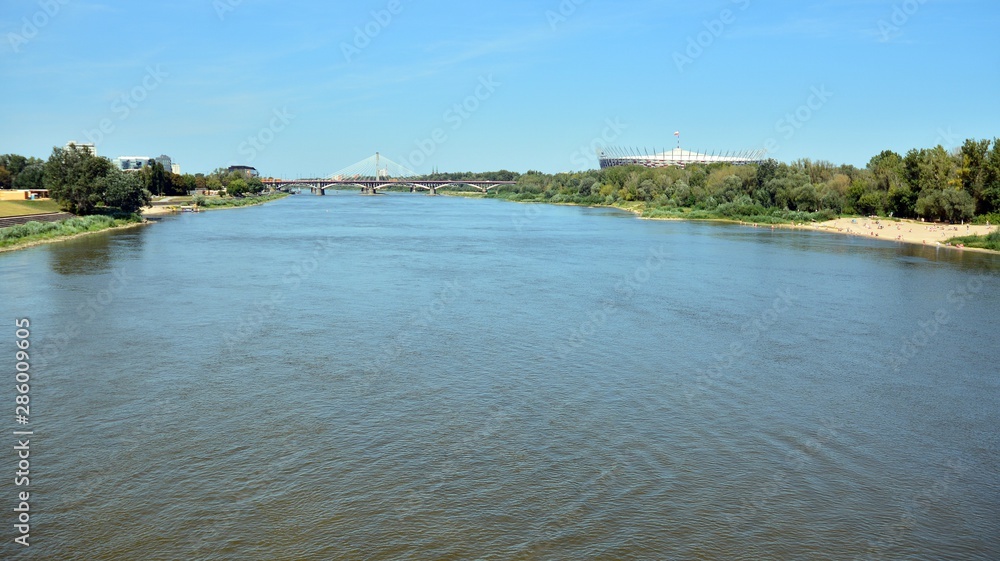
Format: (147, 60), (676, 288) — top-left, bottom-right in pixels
(0, 154), (30, 178)
(0, 166), (11, 189)
(916, 188), (975, 222)
(868, 150), (906, 193)
(140, 161), (171, 197)
(96, 168), (151, 214)
(13, 164), (45, 190)
(981, 139), (1000, 214)
(247, 176), (265, 195)
(227, 178), (249, 197)
(43, 145), (114, 214)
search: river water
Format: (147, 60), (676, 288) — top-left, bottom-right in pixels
(2, 193), (998, 560)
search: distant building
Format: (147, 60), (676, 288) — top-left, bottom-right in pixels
(115, 156), (154, 171)
(599, 146), (767, 169)
(65, 141), (96, 156)
(227, 165), (259, 178)
(171, 164), (181, 175)
(155, 155), (172, 172)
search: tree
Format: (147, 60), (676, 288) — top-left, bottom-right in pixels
(0, 166), (11, 189)
(755, 159), (779, 189)
(247, 176), (265, 195)
(227, 178), (249, 197)
(0, 154), (30, 178)
(13, 164), (45, 190)
(916, 188), (975, 222)
(981, 139), (1000, 214)
(868, 150), (906, 193)
(97, 168), (151, 214)
(43, 145), (114, 214)
(140, 161), (171, 197)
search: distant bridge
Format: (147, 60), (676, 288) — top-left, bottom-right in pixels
(262, 153), (515, 195)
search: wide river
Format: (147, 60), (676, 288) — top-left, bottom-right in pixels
(2, 193), (998, 560)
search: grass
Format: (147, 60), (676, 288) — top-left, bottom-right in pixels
(0, 199), (63, 217)
(0, 214), (144, 250)
(945, 228), (1000, 251)
(198, 192), (289, 208)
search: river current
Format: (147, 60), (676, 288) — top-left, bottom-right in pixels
(1, 193), (998, 560)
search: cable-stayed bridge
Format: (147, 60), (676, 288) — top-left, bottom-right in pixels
(262, 153), (515, 195)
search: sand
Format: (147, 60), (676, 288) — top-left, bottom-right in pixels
(776, 217), (996, 249)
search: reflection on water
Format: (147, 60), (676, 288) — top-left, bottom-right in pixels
(45, 225), (148, 275)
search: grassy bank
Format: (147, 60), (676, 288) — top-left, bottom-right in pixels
(197, 191), (289, 209)
(0, 199), (63, 217)
(486, 192), (836, 225)
(0, 213), (144, 251)
(946, 228), (1000, 251)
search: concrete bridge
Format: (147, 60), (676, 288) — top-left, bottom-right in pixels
(261, 153), (515, 195)
(262, 178), (515, 195)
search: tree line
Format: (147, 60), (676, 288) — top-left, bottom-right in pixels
(474, 138), (1000, 224)
(0, 145), (269, 215)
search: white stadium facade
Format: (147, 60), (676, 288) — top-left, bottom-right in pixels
(598, 146), (767, 169)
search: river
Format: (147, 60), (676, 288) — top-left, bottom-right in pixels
(2, 193), (998, 560)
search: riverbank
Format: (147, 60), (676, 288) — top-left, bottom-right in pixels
(635, 207), (1000, 254)
(488, 195), (1000, 255)
(0, 214), (146, 253)
(1, 193), (292, 253)
(142, 192), (290, 216)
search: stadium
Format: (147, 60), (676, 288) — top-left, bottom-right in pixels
(598, 134), (766, 169)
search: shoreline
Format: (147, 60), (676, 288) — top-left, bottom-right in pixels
(0, 221), (149, 254)
(143, 192), (290, 216)
(493, 197), (1000, 255)
(1, 193), (290, 254)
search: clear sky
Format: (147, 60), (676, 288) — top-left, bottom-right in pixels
(2, 0), (998, 177)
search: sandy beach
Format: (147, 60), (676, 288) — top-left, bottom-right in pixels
(771, 217), (997, 249)
(142, 205), (178, 216)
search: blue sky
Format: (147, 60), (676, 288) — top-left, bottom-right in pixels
(1, 0), (998, 177)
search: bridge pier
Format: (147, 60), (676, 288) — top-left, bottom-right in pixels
(429, 187), (437, 195)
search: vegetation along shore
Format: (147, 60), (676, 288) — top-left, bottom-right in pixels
(0, 147), (288, 252)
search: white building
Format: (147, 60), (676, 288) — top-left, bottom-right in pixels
(65, 141), (96, 156)
(114, 156), (154, 171)
(599, 146), (767, 169)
